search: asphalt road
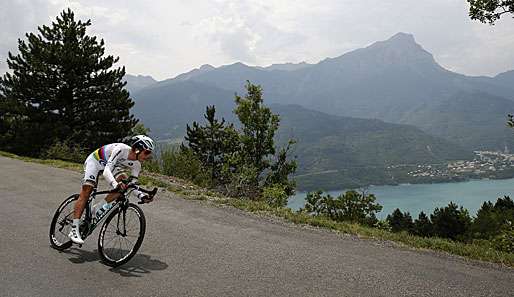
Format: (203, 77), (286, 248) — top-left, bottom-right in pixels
(0, 156), (513, 297)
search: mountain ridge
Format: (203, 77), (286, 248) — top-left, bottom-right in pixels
(127, 32), (514, 189)
(124, 74), (157, 94)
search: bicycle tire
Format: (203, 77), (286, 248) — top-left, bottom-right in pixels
(97, 203), (146, 267)
(49, 194), (79, 250)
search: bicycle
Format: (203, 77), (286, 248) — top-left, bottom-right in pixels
(49, 179), (157, 266)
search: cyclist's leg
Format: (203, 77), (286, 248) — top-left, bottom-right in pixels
(74, 156), (100, 219)
(69, 158), (100, 244)
(73, 185), (94, 219)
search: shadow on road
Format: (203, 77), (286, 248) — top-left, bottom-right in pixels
(109, 254), (169, 277)
(63, 247), (99, 263)
(61, 248), (168, 277)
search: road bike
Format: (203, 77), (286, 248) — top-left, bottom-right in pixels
(49, 179), (157, 266)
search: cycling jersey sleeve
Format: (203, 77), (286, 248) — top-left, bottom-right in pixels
(103, 146), (124, 189)
(130, 163), (147, 199)
(131, 162), (141, 178)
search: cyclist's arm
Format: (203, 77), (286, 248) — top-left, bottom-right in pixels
(130, 163), (148, 199)
(103, 147), (124, 189)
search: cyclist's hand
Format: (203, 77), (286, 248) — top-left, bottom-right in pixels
(141, 195), (154, 204)
(116, 182), (129, 191)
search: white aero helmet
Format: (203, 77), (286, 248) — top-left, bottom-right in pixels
(130, 135), (155, 152)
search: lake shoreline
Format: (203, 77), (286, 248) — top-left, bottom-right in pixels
(289, 177), (514, 219)
(295, 173), (514, 192)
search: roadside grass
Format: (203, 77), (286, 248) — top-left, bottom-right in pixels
(2, 151), (513, 267)
(0, 151), (83, 171)
(204, 195), (514, 267)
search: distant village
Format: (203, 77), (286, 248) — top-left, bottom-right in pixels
(406, 150), (514, 179)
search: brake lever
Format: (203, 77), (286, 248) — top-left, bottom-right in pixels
(137, 197), (153, 204)
(137, 188), (157, 204)
(149, 187), (158, 197)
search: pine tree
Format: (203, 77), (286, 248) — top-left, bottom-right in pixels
(264, 139), (297, 196)
(387, 209), (404, 232)
(413, 211), (433, 237)
(431, 202), (472, 240)
(494, 195), (514, 211)
(471, 197), (514, 239)
(471, 201), (498, 239)
(185, 105), (238, 182)
(0, 9), (136, 156)
(386, 208), (413, 232)
(130, 123), (151, 136)
(234, 81), (279, 176)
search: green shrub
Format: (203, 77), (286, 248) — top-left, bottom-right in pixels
(41, 141), (87, 163)
(160, 146), (211, 187)
(262, 183), (289, 208)
(301, 190), (334, 216)
(301, 190), (382, 226)
(182, 82), (297, 201)
(221, 163), (260, 199)
(374, 219), (392, 231)
(142, 159), (161, 174)
(334, 190), (382, 226)
(493, 222), (514, 253)
(263, 140), (297, 197)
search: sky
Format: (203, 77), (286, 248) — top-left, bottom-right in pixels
(2, 0), (514, 81)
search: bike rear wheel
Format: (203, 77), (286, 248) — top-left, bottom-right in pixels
(49, 194), (78, 250)
(98, 203), (146, 267)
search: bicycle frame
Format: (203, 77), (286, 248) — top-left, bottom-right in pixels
(80, 187), (130, 240)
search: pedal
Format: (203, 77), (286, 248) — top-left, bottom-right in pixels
(78, 244), (83, 248)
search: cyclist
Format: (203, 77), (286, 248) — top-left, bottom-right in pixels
(69, 135), (155, 244)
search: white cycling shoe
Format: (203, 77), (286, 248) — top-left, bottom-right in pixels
(68, 226), (84, 244)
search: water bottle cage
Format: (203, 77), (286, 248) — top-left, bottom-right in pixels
(96, 208), (104, 220)
(95, 204), (112, 221)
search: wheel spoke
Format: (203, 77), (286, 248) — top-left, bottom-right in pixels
(117, 239), (123, 260)
(126, 212), (133, 230)
(103, 235), (118, 247)
(121, 238), (130, 256)
(58, 228), (70, 237)
(121, 235), (134, 247)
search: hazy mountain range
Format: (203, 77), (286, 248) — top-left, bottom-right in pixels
(124, 74), (157, 94)
(125, 32), (514, 190)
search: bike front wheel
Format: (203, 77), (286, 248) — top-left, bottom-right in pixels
(98, 203), (146, 267)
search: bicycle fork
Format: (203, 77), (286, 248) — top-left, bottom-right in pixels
(115, 204), (128, 237)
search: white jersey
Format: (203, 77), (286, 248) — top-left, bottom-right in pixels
(83, 143), (142, 189)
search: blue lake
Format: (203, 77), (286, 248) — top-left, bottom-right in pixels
(287, 178), (514, 219)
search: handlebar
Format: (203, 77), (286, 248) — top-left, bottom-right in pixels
(128, 184), (157, 196)
(109, 178), (158, 204)
(130, 185), (157, 204)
